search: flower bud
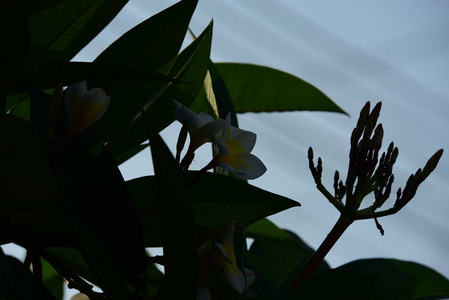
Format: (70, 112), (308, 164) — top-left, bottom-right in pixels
(65, 80), (111, 134)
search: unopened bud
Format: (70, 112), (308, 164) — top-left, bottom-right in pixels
(65, 80), (111, 134)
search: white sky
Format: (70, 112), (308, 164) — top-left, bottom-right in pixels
(3, 1), (448, 298)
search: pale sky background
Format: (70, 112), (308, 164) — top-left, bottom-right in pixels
(2, 1), (449, 299)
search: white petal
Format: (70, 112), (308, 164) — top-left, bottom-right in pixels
(224, 113), (232, 127)
(83, 89), (110, 113)
(65, 80), (87, 113)
(198, 112), (214, 125)
(221, 113), (232, 142)
(214, 136), (230, 157)
(188, 120), (224, 152)
(221, 153), (267, 179)
(228, 125), (245, 139)
(88, 87), (108, 100)
(237, 154), (267, 179)
(65, 81), (110, 133)
(217, 160), (245, 175)
(174, 101), (202, 129)
(213, 242), (233, 264)
(197, 119), (225, 140)
(245, 268), (256, 287)
(173, 99), (182, 110)
(78, 92), (110, 122)
(229, 130), (256, 153)
(224, 266), (246, 294)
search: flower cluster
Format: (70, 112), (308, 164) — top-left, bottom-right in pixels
(174, 101), (266, 180)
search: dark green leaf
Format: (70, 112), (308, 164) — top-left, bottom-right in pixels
(127, 172), (300, 246)
(144, 117), (197, 299)
(189, 171), (300, 228)
(114, 143), (149, 165)
(41, 257), (63, 300)
(8, 62), (180, 96)
(63, 217), (132, 299)
(46, 247), (97, 285)
(0, 115), (58, 215)
(57, 132), (145, 297)
(0, 254), (36, 300)
(19, 91), (145, 298)
(0, 5), (30, 91)
(190, 61), (239, 125)
(1, 95), (71, 247)
(247, 218), (309, 250)
(93, 0), (199, 148)
(62, 151), (145, 297)
(189, 69), (219, 118)
(285, 259), (449, 300)
(5, 94), (24, 113)
(15, 0), (65, 17)
(25, 0), (128, 65)
(214, 63), (347, 114)
(104, 21), (214, 161)
(145, 253), (164, 298)
(0, 254), (56, 300)
(95, 0), (198, 74)
(9, 98), (31, 121)
(245, 218), (329, 299)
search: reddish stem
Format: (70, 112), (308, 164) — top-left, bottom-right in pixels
(292, 214), (353, 287)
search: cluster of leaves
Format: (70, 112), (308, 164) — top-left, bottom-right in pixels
(0, 0), (448, 299)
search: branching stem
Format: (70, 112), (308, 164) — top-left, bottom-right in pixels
(292, 214), (353, 287)
(314, 181), (345, 213)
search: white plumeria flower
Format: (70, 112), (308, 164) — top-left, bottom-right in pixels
(65, 80), (111, 134)
(174, 100), (224, 166)
(197, 218), (246, 297)
(214, 114), (267, 179)
(213, 218), (246, 294)
(244, 268), (258, 298)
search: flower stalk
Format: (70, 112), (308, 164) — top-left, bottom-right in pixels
(292, 214), (353, 286)
(292, 101), (443, 287)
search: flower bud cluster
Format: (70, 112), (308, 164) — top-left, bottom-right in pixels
(308, 101), (443, 234)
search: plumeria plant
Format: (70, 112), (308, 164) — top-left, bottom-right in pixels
(0, 1), (447, 300)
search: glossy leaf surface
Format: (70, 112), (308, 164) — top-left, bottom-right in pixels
(127, 172), (300, 246)
(214, 63), (347, 114)
(25, 0), (128, 65)
(41, 258), (63, 300)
